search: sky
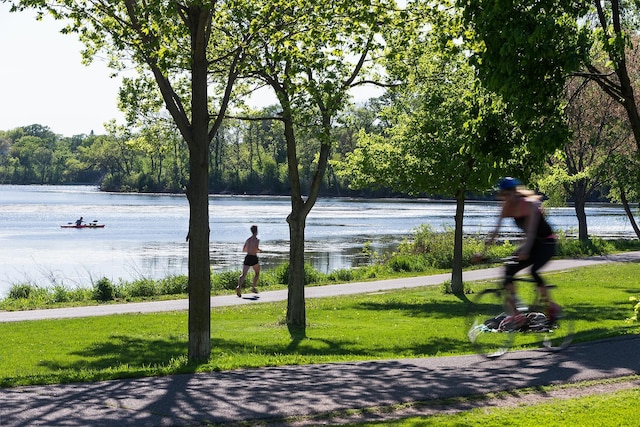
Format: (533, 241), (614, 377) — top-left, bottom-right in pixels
(1, 4), (383, 138)
(0, 4), (126, 136)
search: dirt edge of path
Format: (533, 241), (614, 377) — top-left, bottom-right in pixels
(263, 376), (640, 427)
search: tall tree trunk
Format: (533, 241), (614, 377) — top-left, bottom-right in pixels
(572, 179), (590, 242)
(451, 190), (465, 296)
(280, 98), (332, 327)
(620, 187), (640, 238)
(287, 202), (307, 326)
(611, 1), (640, 154)
(186, 6), (211, 362)
(574, 196), (589, 242)
(186, 143), (211, 362)
(280, 100), (307, 326)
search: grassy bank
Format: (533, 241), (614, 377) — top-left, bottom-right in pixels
(1, 262), (639, 388)
(2, 228), (638, 311)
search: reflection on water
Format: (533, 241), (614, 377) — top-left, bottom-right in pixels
(0, 185), (637, 296)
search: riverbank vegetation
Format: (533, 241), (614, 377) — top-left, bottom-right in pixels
(1, 262), (638, 388)
(2, 226), (639, 311)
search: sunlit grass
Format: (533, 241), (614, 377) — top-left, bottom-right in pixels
(0, 263), (638, 388)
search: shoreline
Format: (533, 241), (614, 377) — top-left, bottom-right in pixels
(2, 251), (639, 322)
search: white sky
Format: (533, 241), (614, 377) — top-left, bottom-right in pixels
(1, 4), (384, 137)
(0, 4), (126, 136)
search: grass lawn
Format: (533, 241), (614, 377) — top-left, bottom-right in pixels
(1, 262), (638, 389)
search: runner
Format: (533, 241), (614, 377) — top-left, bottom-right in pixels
(236, 224), (262, 297)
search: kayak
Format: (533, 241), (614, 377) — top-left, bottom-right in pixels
(60, 223), (105, 229)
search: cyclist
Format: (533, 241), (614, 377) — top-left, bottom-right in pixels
(484, 177), (561, 324)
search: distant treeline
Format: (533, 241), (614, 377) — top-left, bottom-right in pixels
(0, 122), (618, 203)
(0, 106), (398, 197)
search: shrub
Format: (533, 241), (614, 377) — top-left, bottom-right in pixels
(66, 287), (93, 302)
(395, 225), (455, 269)
(327, 268), (355, 282)
(8, 284), (36, 300)
(51, 285), (71, 303)
(358, 264), (384, 279)
(396, 224), (523, 270)
(486, 239), (517, 260)
(410, 224), (438, 253)
(46, 285), (92, 304)
(360, 241), (382, 264)
(93, 277), (115, 302)
(212, 271), (240, 291)
(265, 262), (324, 285)
(387, 254), (428, 272)
(270, 263), (290, 285)
(555, 232), (616, 257)
(440, 280), (471, 295)
(128, 278), (158, 298)
(304, 263), (323, 284)
(254, 272), (277, 287)
(158, 275), (188, 295)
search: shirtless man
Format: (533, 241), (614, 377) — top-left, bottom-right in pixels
(236, 225), (261, 297)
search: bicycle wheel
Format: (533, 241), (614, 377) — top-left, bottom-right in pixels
(466, 288), (515, 358)
(541, 308), (574, 352)
(526, 286), (575, 352)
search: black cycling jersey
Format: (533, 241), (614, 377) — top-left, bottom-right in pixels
(513, 201), (553, 240)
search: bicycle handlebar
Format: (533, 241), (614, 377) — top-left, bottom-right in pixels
(470, 254), (518, 265)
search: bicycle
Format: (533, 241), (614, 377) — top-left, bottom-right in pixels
(465, 258), (575, 358)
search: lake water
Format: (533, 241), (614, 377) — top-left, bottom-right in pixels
(0, 185), (637, 296)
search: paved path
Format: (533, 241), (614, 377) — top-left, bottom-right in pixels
(1, 252), (639, 426)
(2, 337), (639, 426)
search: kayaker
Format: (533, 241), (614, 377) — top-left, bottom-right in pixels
(75, 217), (84, 226)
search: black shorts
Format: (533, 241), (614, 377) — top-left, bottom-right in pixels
(505, 238), (556, 287)
(244, 254), (259, 266)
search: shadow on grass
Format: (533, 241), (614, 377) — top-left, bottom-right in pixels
(210, 334), (470, 359)
(32, 335), (195, 386)
(569, 302), (631, 323)
(286, 323), (307, 351)
(454, 291), (472, 304)
(355, 299), (468, 319)
(33, 330), (470, 386)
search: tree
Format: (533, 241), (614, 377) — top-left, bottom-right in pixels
(239, 0), (394, 325)
(582, 13), (640, 237)
(459, 0), (640, 238)
(5, 0), (268, 362)
(5, 125), (59, 183)
(458, 0), (590, 159)
(583, 1), (640, 153)
(537, 75), (632, 241)
(226, 107), (289, 194)
(256, 0), (395, 326)
(338, 1), (518, 295)
(608, 152), (640, 237)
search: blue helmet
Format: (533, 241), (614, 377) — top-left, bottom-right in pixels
(498, 177), (522, 191)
